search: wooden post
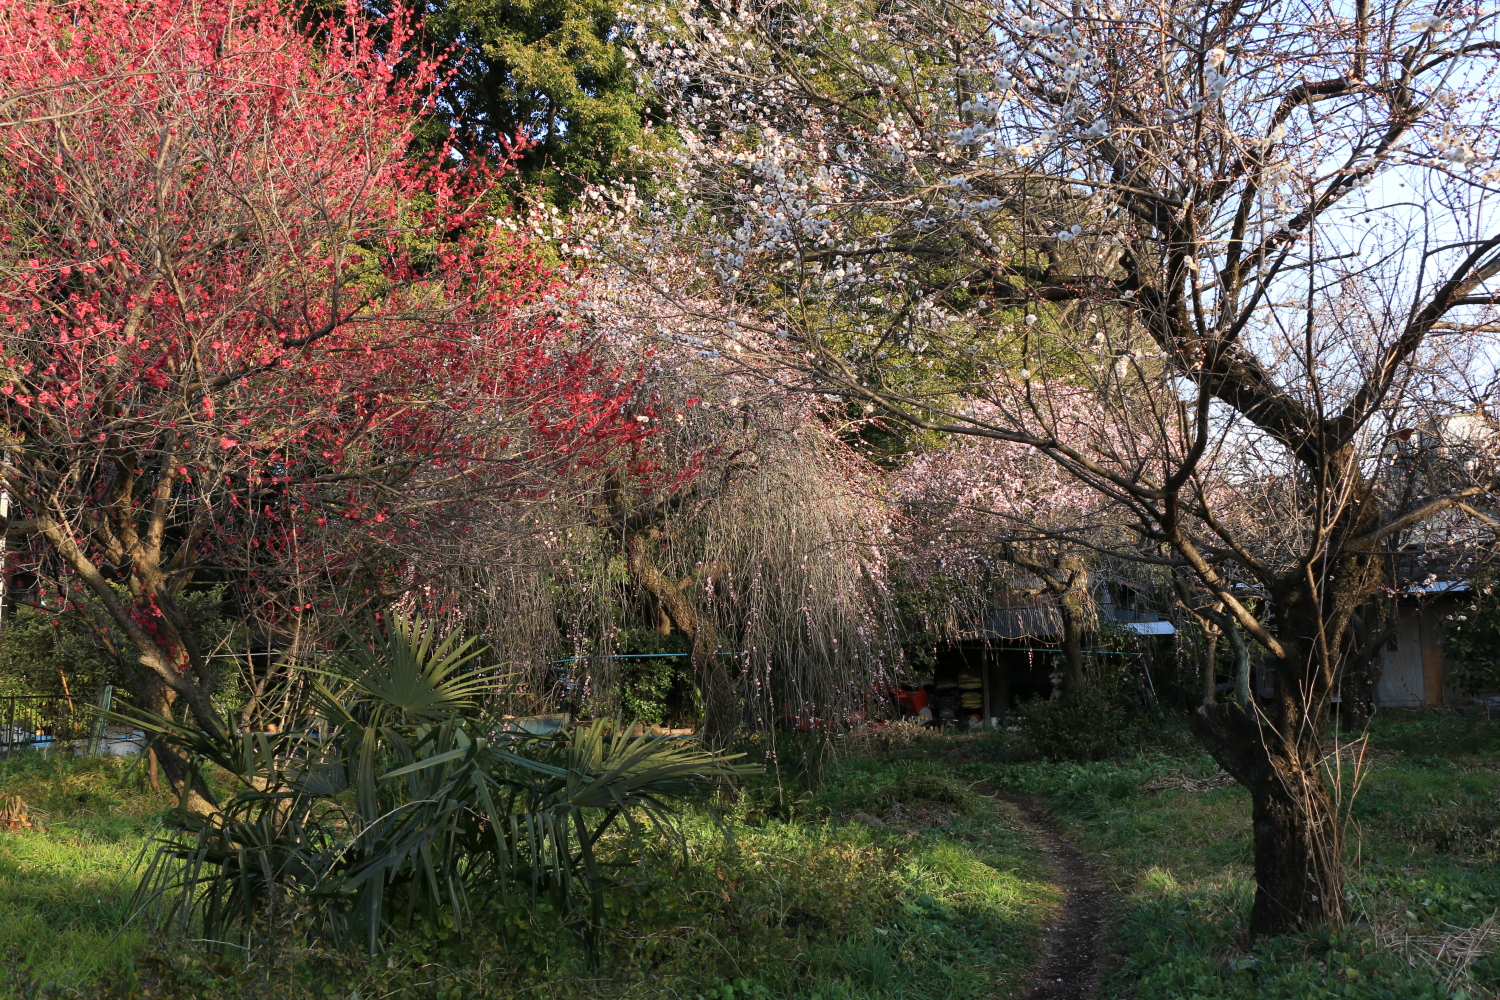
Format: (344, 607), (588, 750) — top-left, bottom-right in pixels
(999, 649), (1013, 717)
(981, 644), (992, 725)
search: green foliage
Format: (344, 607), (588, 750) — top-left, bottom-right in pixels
(1013, 688), (1140, 762)
(1352, 740), (1500, 863)
(836, 937), (896, 988)
(887, 569), (973, 674)
(129, 613), (756, 954)
(0, 588), (242, 707)
(1368, 793), (1500, 857)
(1438, 576), (1500, 695)
(417, 0), (666, 200)
(619, 653), (675, 726)
(613, 627), (693, 727)
(0, 605), (115, 697)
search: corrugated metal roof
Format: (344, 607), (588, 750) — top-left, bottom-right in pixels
(980, 605), (1063, 639)
(1121, 620), (1176, 635)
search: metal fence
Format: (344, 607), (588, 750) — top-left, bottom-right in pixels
(0, 685), (142, 757)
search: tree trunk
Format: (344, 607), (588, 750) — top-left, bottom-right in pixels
(1201, 621), (1220, 706)
(1337, 600), (1387, 731)
(1226, 624), (1252, 709)
(127, 667), (219, 815)
(1198, 606), (1252, 709)
(1190, 701), (1343, 936)
(1057, 599), (1087, 695)
(626, 533), (738, 747)
(1181, 462), (1383, 937)
(1054, 554), (1091, 695)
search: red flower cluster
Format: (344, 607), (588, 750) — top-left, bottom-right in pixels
(0, 0), (652, 730)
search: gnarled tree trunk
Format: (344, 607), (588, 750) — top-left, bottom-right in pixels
(120, 662), (220, 815)
(1190, 701), (1344, 934)
(1191, 527), (1382, 934)
(626, 532), (739, 748)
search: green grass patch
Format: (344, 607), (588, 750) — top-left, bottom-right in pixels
(960, 711), (1500, 1000)
(19, 712), (1495, 999)
(0, 752), (163, 993)
(0, 740), (1056, 999)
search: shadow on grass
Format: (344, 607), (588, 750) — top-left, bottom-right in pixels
(0, 753), (162, 994)
(955, 713), (1500, 1000)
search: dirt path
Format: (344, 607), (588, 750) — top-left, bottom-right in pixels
(984, 789), (1110, 1000)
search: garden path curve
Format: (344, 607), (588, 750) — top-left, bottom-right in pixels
(983, 788), (1110, 1000)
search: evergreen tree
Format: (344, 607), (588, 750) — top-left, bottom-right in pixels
(422, 0), (660, 200)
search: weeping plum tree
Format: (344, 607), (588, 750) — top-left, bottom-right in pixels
(893, 402), (1141, 696)
(613, 0), (1500, 936)
(591, 275), (897, 746)
(445, 265), (899, 748)
(0, 0), (649, 806)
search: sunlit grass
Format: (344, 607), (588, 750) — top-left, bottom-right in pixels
(0, 753), (162, 991)
(0, 744), (1058, 999)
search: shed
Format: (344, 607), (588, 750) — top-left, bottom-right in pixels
(1250, 581), (1491, 709)
(1376, 583), (1466, 708)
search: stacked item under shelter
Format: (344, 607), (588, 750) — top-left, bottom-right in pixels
(959, 672), (982, 719)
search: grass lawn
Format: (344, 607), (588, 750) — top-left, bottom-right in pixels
(0, 732), (1057, 999)
(0, 754), (155, 992)
(2, 711), (1497, 998)
(964, 709), (1500, 1000)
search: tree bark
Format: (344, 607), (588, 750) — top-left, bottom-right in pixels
(1055, 554), (1091, 696)
(626, 532), (739, 748)
(1337, 599), (1388, 731)
(1185, 522), (1380, 935)
(1226, 623), (1252, 709)
(1198, 606), (1252, 709)
(127, 666), (219, 815)
(1201, 621), (1220, 706)
(1190, 702), (1343, 935)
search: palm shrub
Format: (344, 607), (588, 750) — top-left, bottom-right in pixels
(129, 614), (756, 952)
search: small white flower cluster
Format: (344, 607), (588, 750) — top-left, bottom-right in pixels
(1433, 138), (1488, 166)
(1203, 66), (1231, 102)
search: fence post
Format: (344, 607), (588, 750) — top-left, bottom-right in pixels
(88, 684), (114, 756)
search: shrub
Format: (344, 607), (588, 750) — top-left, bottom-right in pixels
(1014, 689), (1138, 761)
(130, 614), (756, 954)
